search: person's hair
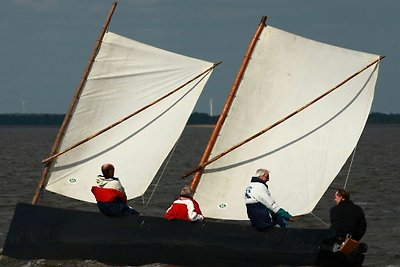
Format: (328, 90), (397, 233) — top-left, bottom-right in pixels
(255, 169), (269, 178)
(101, 163), (114, 178)
(180, 185), (193, 197)
(336, 188), (350, 200)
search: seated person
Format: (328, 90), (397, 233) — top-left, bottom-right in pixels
(91, 163), (139, 216)
(330, 188), (367, 241)
(165, 185), (204, 222)
(245, 169), (293, 231)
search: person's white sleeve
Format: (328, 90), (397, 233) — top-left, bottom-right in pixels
(252, 183), (281, 213)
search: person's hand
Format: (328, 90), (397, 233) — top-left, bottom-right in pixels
(277, 208), (292, 220)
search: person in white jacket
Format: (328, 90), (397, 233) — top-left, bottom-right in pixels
(245, 169), (293, 231)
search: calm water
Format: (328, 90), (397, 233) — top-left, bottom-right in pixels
(0, 125), (399, 266)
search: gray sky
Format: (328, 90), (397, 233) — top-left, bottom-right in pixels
(1, 0), (398, 114)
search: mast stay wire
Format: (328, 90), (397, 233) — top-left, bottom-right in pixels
(310, 145), (358, 226)
(140, 137), (181, 215)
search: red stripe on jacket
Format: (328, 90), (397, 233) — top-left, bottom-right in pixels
(91, 186), (127, 203)
(165, 196), (203, 221)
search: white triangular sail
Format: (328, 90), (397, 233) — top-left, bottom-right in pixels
(194, 26), (380, 220)
(45, 31), (214, 203)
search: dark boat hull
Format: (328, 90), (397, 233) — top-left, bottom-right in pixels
(4, 203), (340, 266)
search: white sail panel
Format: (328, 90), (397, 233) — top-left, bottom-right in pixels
(45, 31), (214, 203)
(194, 26), (380, 219)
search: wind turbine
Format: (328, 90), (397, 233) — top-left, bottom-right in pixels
(21, 99), (28, 113)
(209, 98), (213, 117)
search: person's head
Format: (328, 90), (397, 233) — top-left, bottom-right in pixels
(101, 163), (115, 178)
(180, 185), (193, 197)
(334, 188), (350, 204)
(255, 169), (270, 182)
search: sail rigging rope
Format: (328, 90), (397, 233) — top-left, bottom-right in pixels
(311, 145), (358, 227)
(141, 137), (180, 215)
(344, 145), (357, 189)
(310, 212), (329, 227)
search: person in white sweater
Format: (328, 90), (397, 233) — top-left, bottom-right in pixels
(245, 168), (293, 231)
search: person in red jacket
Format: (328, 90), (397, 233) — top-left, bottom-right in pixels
(91, 163), (139, 216)
(165, 185), (204, 222)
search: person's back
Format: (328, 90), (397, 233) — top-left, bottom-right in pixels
(91, 175), (129, 216)
(91, 163), (139, 217)
(330, 189), (366, 241)
(165, 185), (204, 222)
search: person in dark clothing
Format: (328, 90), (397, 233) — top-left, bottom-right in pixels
(91, 163), (139, 217)
(330, 188), (366, 241)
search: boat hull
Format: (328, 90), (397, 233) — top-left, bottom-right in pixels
(4, 203), (338, 266)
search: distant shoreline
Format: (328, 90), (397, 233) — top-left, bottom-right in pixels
(0, 112), (399, 125)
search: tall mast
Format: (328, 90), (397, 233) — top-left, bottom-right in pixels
(186, 56), (383, 179)
(32, 2), (117, 204)
(189, 16), (267, 191)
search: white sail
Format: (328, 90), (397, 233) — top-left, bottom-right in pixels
(194, 26), (380, 220)
(45, 31), (214, 203)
